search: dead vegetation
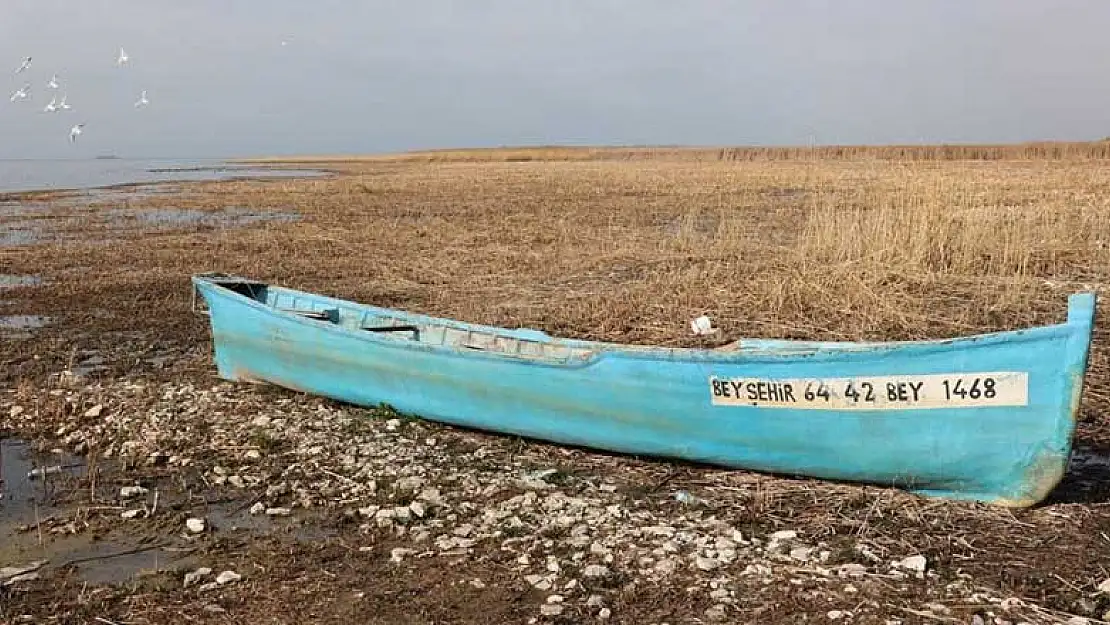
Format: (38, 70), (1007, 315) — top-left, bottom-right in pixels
(3, 144), (1110, 623)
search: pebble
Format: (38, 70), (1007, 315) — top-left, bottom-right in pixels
(8, 406), (23, 417)
(251, 415), (271, 428)
(1098, 578), (1110, 594)
(185, 518), (206, 533)
(539, 605), (564, 617)
(837, 563), (867, 577)
(546, 595), (564, 604)
(265, 507), (292, 516)
(894, 555), (927, 573)
(583, 564), (609, 578)
(770, 530), (798, 541)
(228, 475), (246, 489)
(385, 418), (402, 430)
(183, 567), (212, 587)
(249, 502), (266, 515)
(705, 604), (728, 621)
(598, 608), (611, 620)
(390, 548), (415, 563)
(215, 570), (241, 585)
(244, 449), (262, 460)
(828, 610), (848, 620)
(409, 502), (426, 518)
(119, 485), (148, 499)
(586, 595), (604, 607)
(120, 509), (142, 519)
(695, 556), (721, 571)
(83, 404), (104, 418)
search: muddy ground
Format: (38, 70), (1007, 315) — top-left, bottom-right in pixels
(2, 154), (1110, 624)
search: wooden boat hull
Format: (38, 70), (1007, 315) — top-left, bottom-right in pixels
(191, 274), (1097, 507)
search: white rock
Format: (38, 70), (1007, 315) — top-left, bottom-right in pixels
(469, 578), (485, 588)
(546, 595), (564, 604)
(695, 556), (721, 571)
(185, 518), (206, 533)
(409, 502), (426, 518)
(709, 588), (730, 600)
(1066, 617), (1090, 625)
(390, 548), (415, 563)
(1098, 578), (1110, 594)
(828, 610), (848, 620)
(539, 605), (564, 617)
(705, 604), (728, 621)
(251, 415), (271, 428)
(266, 507), (292, 516)
(394, 476), (425, 492)
(583, 564), (609, 578)
(244, 449), (262, 461)
(249, 502), (266, 515)
(9, 406), (23, 417)
(770, 530), (797, 541)
(83, 404), (104, 417)
(894, 555), (927, 573)
(183, 567), (212, 588)
(215, 570), (241, 585)
(789, 546), (814, 562)
(385, 418), (402, 430)
(598, 608), (611, 620)
(119, 485), (148, 499)
(228, 475), (246, 489)
(586, 595), (604, 607)
(120, 509), (142, 519)
(837, 563), (867, 577)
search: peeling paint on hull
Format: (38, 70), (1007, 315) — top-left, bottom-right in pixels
(192, 274), (1097, 507)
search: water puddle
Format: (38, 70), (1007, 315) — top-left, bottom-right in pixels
(108, 206), (301, 228)
(0, 315), (50, 339)
(0, 275), (42, 289)
(1, 439), (86, 527)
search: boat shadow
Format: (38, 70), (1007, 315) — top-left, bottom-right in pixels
(1040, 445), (1110, 506)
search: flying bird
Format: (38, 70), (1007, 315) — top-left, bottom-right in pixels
(69, 123), (84, 142)
(9, 84), (30, 102)
(134, 90), (149, 108)
(47, 74), (58, 89)
(117, 47), (129, 66)
(15, 57), (31, 74)
(43, 96), (57, 113)
(58, 94), (71, 110)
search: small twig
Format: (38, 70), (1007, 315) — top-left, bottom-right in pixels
(94, 617), (124, 625)
(59, 542), (169, 569)
(149, 489), (159, 518)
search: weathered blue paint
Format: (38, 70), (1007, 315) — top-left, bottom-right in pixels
(191, 274), (1097, 507)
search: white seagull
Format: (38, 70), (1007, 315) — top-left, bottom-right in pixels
(117, 47), (129, 66)
(43, 96), (57, 113)
(58, 94), (71, 111)
(9, 84), (30, 102)
(15, 57), (31, 74)
(47, 74), (59, 89)
(69, 123), (84, 142)
(134, 90), (149, 108)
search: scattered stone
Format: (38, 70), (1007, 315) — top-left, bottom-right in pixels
(409, 502), (426, 518)
(770, 530), (797, 541)
(385, 418), (402, 430)
(894, 555), (927, 573)
(469, 578), (486, 589)
(394, 476), (425, 492)
(120, 509), (142, 519)
(539, 604), (564, 617)
(1098, 578), (1110, 595)
(249, 502), (266, 515)
(183, 567), (212, 587)
(1066, 617), (1089, 625)
(244, 449), (262, 460)
(598, 608), (612, 620)
(228, 475), (246, 489)
(828, 610), (848, 620)
(390, 548), (415, 563)
(185, 518), (206, 533)
(83, 404), (104, 418)
(695, 556), (721, 571)
(265, 507), (292, 517)
(705, 604), (728, 621)
(789, 546), (814, 562)
(836, 563), (867, 577)
(8, 406), (23, 418)
(546, 594), (564, 604)
(215, 570), (241, 585)
(119, 485), (148, 499)
(583, 564), (610, 578)
(586, 595), (604, 608)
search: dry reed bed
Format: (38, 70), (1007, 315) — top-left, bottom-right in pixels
(3, 156), (1110, 442)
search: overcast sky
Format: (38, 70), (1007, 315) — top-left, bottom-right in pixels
(1, 0), (1109, 159)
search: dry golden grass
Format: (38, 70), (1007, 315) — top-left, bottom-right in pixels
(5, 148), (1110, 440)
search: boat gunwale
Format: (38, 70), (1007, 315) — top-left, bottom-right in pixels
(191, 274), (1094, 369)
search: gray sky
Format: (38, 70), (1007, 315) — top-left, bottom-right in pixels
(2, 0), (1109, 159)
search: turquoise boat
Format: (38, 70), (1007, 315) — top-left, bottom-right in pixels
(191, 273), (1097, 507)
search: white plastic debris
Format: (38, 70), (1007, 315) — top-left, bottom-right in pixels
(894, 554), (927, 573)
(185, 518), (206, 533)
(691, 315), (718, 336)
